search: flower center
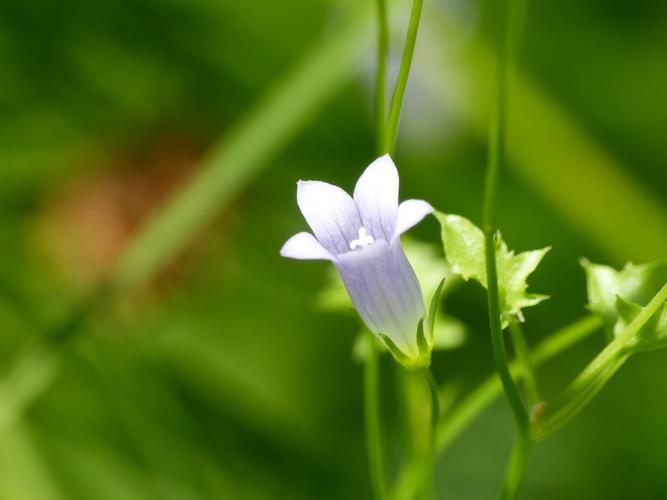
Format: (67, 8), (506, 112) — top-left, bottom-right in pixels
(349, 226), (375, 250)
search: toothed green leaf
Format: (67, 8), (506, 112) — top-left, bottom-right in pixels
(436, 212), (549, 328)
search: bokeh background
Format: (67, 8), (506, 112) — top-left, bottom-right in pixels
(1, 0), (666, 498)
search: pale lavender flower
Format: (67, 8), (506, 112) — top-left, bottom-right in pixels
(280, 155), (433, 360)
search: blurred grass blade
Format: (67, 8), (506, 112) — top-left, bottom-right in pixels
(0, 6), (372, 433)
(112, 6), (371, 291)
(0, 345), (60, 433)
(0, 422), (64, 500)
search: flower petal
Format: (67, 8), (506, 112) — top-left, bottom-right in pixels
(280, 232), (333, 260)
(353, 154), (399, 242)
(297, 180), (362, 255)
(336, 239), (424, 358)
(394, 199), (433, 238)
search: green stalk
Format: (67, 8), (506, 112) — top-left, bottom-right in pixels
(499, 431), (532, 500)
(365, 333), (388, 500)
(482, 0), (533, 497)
(384, 0), (424, 155)
(436, 315), (602, 453)
(419, 368), (440, 499)
(508, 321), (540, 406)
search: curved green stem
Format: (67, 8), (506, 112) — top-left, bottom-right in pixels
(436, 315), (602, 453)
(534, 282), (667, 439)
(365, 333), (388, 500)
(509, 321), (539, 406)
(384, 0), (424, 155)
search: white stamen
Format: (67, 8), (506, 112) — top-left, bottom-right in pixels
(350, 227), (375, 250)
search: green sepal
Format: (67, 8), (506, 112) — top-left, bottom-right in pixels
(426, 278), (446, 342)
(416, 319), (429, 356)
(379, 334), (430, 370)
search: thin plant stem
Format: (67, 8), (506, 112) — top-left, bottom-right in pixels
(365, 333), (388, 500)
(436, 315), (602, 454)
(499, 430), (532, 500)
(483, 0), (533, 497)
(482, 0), (527, 441)
(375, 0), (389, 155)
(419, 368), (440, 499)
(508, 321), (540, 406)
(384, 0), (424, 155)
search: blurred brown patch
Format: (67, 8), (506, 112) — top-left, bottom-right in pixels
(37, 137), (211, 295)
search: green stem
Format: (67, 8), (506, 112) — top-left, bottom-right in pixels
(375, 0), (389, 155)
(534, 282), (667, 439)
(384, 0), (424, 155)
(499, 430), (532, 500)
(482, 0), (532, 496)
(421, 368), (441, 438)
(365, 333), (388, 500)
(419, 368), (440, 500)
(436, 315), (602, 453)
(508, 321), (540, 406)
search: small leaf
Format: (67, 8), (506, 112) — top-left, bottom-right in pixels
(416, 319), (429, 355)
(582, 259), (667, 341)
(436, 213), (486, 283)
(582, 259), (667, 352)
(436, 212), (549, 328)
(379, 333), (431, 370)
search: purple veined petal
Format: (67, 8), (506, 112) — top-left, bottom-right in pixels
(280, 232), (334, 261)
(394, 199), (434, 239)
(335, 239), (424, 357)
(353, 154), (399, 242)
(297, 180), (363, 255)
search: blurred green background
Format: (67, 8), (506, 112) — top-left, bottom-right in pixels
(1, 0), (666, 498)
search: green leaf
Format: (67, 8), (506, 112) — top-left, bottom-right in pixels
(583, 259), (667, 350)
(436, 212), (549, 328)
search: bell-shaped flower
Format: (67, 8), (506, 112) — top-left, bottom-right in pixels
(280, 154), (434, 365)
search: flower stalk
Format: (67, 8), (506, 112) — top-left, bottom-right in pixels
(365, 331), (388, 500)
